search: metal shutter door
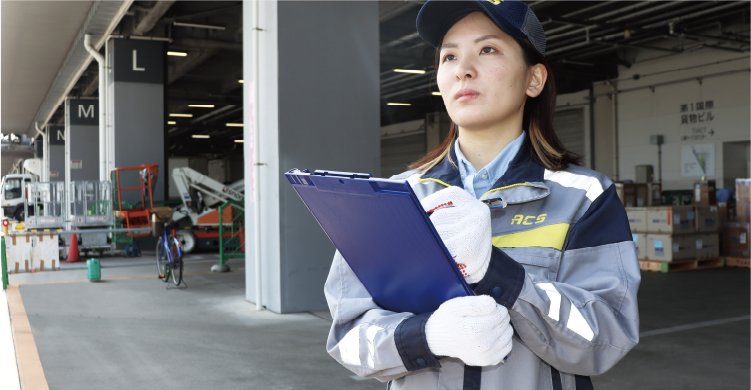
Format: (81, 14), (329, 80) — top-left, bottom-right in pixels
(381, 133), (426, 178)
(553, 108), (585, 162)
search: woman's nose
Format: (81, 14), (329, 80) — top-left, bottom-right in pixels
(454, 57), (477, 81)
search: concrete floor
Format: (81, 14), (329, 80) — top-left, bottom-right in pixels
(7, 255), (750, 390)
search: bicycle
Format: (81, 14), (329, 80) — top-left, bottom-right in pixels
(156, 221), (184, 286)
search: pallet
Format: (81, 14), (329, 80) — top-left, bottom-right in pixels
(725, 257), (751, 268)
(639, 257), (725, 273)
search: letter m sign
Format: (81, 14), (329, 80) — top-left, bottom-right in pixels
(78, 105), (95, 118)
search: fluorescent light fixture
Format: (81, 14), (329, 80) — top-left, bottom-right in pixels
(192, 135), (210, 139)
(173, 22), (226, 30)
(432, 92), (442, 96)
(188, 104), (215, 108)
(238, 80), (244, 83)
(235, 139), (244, 143)
(167, 121), (176, 125)
(226, 123), (244, 127)
(387, 103), (411, 106)
(167, 51), (187, 57)
(169, 113), (193, 118)
(394, 69), (426, 74)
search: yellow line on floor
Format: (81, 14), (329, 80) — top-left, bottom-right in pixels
(6, 285), (49, 390)
(15, 269), (245, 286)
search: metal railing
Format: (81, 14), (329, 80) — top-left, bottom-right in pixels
(218, 200), (244, 266)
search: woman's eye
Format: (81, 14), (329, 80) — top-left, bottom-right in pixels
(481, 47), (497, 54)
(442, 54), (455, 63)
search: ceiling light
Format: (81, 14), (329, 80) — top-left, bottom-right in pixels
(394, 69), (426, 74)
(188, 104), (215, 108)
(235, 139), (244, 143)
(238, 80), (244, 83)
(167, 51), (187, 57)
(387, 103), (411, 106)
(170, 113), (193, 117)
(432, 92), (442, 96)
(192, 135), (210, 139)
(226, 123), (244, 127)
(167, 121), (176, 125)
(173, 22), (226, 30)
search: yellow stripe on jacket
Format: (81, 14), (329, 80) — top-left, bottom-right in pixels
(492, 223), (570, 251)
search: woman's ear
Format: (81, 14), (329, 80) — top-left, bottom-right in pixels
(526, 64), (547, 98)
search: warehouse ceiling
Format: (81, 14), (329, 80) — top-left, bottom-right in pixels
(379, 0), (750, 126)
(3, 1), (749, 170)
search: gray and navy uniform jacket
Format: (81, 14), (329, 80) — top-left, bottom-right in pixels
(324, 141), (640, 390)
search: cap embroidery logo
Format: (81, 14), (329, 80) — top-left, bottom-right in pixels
(487, 0), (503, 5)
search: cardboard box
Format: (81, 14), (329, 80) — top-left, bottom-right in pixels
(736, 200), (750, 223)
(625, 208), (648, 233)
(695, 205), (719, 232)
(717, 201), (735, 226)
(632, 233), (647, 260)
(646, 206), (696, 234)
(623, 183), (648, 207)
(693, 180), (716, 205)
(647, 234), (696, 261)
(722, 222), (750, 258)
(736, 179), (750, 203)
(695, 233), (720, 259)
(647, 183), (662, 206)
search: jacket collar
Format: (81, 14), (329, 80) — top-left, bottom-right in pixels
(420, 135), (549, 204)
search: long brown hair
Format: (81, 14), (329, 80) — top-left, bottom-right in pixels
(409, 28), (581, 173)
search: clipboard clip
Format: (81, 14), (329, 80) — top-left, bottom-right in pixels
(482, 197), (507, 211)
(312, 170), (372, 179)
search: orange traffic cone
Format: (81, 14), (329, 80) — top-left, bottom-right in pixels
(66, 230), (80, 262)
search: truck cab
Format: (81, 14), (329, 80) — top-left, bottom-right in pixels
(1, 174), (36, 221)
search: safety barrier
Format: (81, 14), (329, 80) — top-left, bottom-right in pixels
(218, 200), (245, 267)
(1, 225), (151, 288)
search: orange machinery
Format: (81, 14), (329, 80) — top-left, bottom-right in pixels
(111, 164), (158, 238)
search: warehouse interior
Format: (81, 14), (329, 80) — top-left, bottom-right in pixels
(1, 1), (749, 389)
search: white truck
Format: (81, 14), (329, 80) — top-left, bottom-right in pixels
(170, 167), (244, 253)
(1, 173), (36, 221)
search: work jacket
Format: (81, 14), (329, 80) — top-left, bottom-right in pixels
(324, 141), (640, 390)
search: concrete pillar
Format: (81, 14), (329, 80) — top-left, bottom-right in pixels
(243, 1), (380, 313)
(106, 38), (166, 201)
(65, 98), (100, 184)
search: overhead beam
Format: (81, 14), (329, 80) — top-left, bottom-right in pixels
(133, 0), (176, 35)
(170, 4), (242, 22)
(379, 1), (419, 23)
(168, 49), (218, 84)
(171, 38), (242, 51)
(81, 75), (99, 96)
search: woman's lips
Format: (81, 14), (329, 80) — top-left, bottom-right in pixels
(455, 89), (480, 102)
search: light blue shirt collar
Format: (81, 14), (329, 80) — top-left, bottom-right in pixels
(455, 131), (526, 199)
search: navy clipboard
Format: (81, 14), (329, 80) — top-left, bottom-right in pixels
(285, 169), (472, 314)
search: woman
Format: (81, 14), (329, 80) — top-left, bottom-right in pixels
(324, 1), (640, 389)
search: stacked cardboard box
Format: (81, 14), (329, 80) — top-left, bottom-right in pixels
(720, 179), (750, 258)
(722, 222), (750, 258)
(735, 179), (750, 223)
(626, 205), (720, 262)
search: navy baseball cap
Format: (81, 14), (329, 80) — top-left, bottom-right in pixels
(416, 0), (546, 56)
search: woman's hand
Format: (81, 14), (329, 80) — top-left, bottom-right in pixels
(421, 186), (492, 283)
(425, 295), (513, 366)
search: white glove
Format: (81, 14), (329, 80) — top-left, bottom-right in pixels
(421, 186), (492, 283)
(425, 295), (513, 366)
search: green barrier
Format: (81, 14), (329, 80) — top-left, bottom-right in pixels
(219, 200), (245, 266)
(1, 237), (7, 290)
(87, 258), (101, 281)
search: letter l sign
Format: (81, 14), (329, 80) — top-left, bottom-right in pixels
(133, 50), (145, 71)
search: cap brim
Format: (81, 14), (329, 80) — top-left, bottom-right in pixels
(416, 0), (525, 48)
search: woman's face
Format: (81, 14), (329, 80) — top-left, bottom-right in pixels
(437, 12), (541, 131)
